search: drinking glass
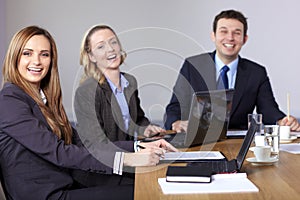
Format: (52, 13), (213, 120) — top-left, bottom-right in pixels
(264, 125), (280, 159)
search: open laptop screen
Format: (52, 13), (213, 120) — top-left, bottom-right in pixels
(185, 89), (234, 147)
(236, 117), (258, 170)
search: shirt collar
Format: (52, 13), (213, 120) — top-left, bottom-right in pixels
(106, 74), (129, 94)
(215, 54), (239, 74)
(40, 89), (47, 104)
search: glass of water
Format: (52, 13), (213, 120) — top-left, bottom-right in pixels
(248, 113), (263, 135)
(264, 125), (280, 159)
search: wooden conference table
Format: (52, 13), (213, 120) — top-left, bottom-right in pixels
(134, 138), (300, 200)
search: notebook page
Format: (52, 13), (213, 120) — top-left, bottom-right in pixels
(161, 151), (225, 161)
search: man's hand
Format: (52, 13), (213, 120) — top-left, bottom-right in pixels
(277, 116), (300, 131)
(172, 120), (188, 133)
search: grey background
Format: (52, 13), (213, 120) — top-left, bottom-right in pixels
(1, 0), (299, 124)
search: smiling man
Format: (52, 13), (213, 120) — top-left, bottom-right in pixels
(164, 9), (300, 133)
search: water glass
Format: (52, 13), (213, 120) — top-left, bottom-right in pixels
(248, 113), (263, 135)
(264, 125), (280, 159)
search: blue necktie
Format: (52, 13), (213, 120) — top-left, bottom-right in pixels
(217, 65), (229, 89)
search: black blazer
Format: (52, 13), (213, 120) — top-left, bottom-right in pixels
(0, 83), (133, 199)
(164, 52), (285, 130)
(74, 73), (150, 147)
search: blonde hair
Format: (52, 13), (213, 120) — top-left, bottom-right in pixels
(2, 26), (73, 144)
(79, 24), (126, 84)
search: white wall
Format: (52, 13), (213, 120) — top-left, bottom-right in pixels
(2, 0), (300, 123)
(0, 0), (5, 79)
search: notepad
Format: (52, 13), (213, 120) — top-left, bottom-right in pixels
(160, 151), (225, 162)
(158, 173), (259, 194)
(280, 143), (300, 154)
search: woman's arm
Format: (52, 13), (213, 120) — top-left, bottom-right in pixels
(0, 85), (118, 174)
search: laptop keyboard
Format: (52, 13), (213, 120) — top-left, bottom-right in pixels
(188, 161), (228, 173)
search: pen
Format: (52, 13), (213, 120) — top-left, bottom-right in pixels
(138, 144), (166, 158)
(137, 144), (146, 149)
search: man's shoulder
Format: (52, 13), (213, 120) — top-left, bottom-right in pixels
(180, 52), (215, 73)
(186, 52), (213, 62)
(239, 57), (266, 71)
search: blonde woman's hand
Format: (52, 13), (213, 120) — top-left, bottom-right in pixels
(139, 139), (178, 153)
(143, 124), (165, 137)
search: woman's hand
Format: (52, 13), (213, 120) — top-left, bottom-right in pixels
(139, 139), (178, 153)
(143, 124), (165, 137)
(123, 139), (178, 167)
(123, 149), (164, 167)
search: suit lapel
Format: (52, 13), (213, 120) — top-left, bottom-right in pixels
(204, 52), (218, 90)
(188, 52), (217, 91)
(231, 58), (249, 116)
(100, 80), (113, 105)
(123, 76), (138, 133)
(100, 80), (126, 132)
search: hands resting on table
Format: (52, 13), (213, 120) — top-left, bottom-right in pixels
(123, 115), (300, 167)
(124, 139), (178, 167)
(170, 115), (300, 133)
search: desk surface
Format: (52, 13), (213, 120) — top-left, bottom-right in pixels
(134, 138), (300, 200)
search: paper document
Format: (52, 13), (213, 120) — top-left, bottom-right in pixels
(158, 173), (259, 194)
(161, 151), (225, 161)
(291, 132), (300, 138)
(280, 143), (300, 154)
(227, 130), (247, 137)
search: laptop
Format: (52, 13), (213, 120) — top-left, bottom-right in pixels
(166, 89), (234, 147)
(186, 117), (258, 173)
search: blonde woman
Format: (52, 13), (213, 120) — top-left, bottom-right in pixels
(73, 24), (177, 188)
(75, 24), (164, 145)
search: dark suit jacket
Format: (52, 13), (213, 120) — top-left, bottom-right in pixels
(0, 82), (133, 200)
(164, 52), (285, 130)
(74, 73), (150, 147)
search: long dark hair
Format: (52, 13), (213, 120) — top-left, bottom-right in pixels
(2, 25), (73, 144)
